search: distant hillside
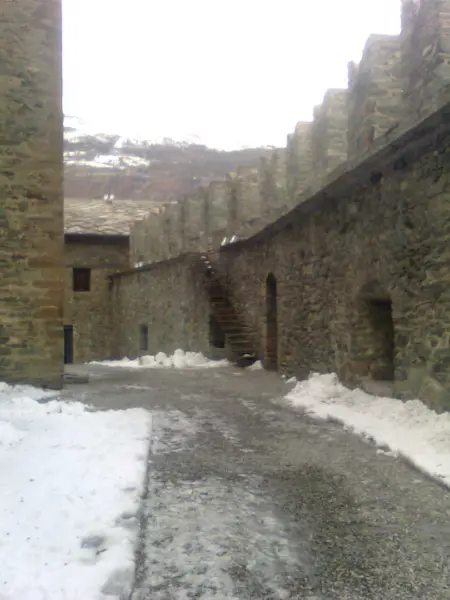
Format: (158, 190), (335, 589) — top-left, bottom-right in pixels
(64, 117), (278, 202)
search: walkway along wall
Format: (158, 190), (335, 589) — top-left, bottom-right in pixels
(0, 0), (64, 387)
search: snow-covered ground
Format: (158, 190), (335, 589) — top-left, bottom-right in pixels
(0, 382), (151, 600)
(285, 373), (450, 488)
(90, 349), (230, 370)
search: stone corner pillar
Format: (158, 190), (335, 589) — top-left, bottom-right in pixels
(0, 0), (64, 388)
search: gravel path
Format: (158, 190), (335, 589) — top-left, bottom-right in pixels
(67, 365), (450, 599)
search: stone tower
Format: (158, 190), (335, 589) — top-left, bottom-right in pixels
(0, 0), (64, 387)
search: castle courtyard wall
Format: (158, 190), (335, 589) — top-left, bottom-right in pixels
(110, 256), (225, 361)
(218, 105), (450, 411)
(109, 104), (450, 411)
(64, 235), (129, 363)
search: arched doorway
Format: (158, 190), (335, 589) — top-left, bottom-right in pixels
(352, 281), (395, 381)
(265, 273), (278, 370)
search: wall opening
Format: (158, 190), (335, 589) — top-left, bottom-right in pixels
(139, 325), (149, 353)
(64, 325), (74, 365)
(73, 268), (91, 292)
(353, 282), (395, 381)
(209, 314), (225, 348)
(265, 273), (278, 370)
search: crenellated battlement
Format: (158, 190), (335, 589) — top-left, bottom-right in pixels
(129, 0), (450, 268)
(347, 35), (402, 159)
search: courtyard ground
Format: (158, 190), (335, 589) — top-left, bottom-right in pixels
(63, 362), (450, 600)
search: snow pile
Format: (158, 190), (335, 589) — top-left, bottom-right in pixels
(247, 360), (264, 371)
(285, 373), (450, 488)
(0, 382), (151, 599)
(91, 349), (230, 370)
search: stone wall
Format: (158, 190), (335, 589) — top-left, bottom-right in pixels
(310, 90), (348, 188)
(128, 0), (450, 271)
(109, 0), (450, 412)
(0, 0), (64, 387)
(401, 0), (450, 122)
(217, 105), (450, 412)
(64, 235), (129, 363)
(110, 255), (227, 361)
(113, 104), (450, 411)
(347, 35), (403, 160)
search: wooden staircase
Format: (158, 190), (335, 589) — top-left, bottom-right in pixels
(197, 254), (257, 367)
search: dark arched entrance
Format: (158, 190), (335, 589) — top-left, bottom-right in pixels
(265, 273), (278, 370)
(353, 281), (395, 381)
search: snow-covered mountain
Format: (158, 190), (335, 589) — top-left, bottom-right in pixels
(64, 116), (278, 202)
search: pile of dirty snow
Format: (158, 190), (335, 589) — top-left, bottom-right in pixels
(247, 360), (264, 371)
(0, 381), (151, 599)
(91, 349), (230, 369)
(285, 373), (450, 488)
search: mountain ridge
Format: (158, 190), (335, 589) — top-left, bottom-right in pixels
(64, 116), (279, 203)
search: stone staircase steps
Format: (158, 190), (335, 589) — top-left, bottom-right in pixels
(196, 254), (257, 366)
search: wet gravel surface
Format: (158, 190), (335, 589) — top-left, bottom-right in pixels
(67, 365), (450, 599)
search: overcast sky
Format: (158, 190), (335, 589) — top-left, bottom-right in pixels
(62, 0), (401, 150)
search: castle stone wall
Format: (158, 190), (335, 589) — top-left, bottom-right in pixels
(128, 0), (450, 272)
(162, 202), (184, 259)
(347, 35), (403, 160)
(115, 105), (450, 412)
(233, 167), (262, 237)
(110, 256), (227, 360)
(0, 0), (64, 387)
(207, 181), (231, 248)
(260, 151), (287, 223)
(64, 235), (129, 363)
(286, 123), (312, 205)
(401, 0), (450, 122)
(183, 190), (208, 253)
(130, 208), (162, 266)
(217, 105), (450, 412)
(310, 89), (349, 188)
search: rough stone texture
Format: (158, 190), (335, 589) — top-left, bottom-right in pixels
(347, 35), (403, 159)
(183, 189), (208, 253)
(64, 235), (129, 363)
(233, 167), (262, 238)
(0, 0), (64, 387)
(122, 2), (450, 271)
(110, 255), (227, 360)
(130, 208), (162, 266)
(402, 0), (450, 121)
(217, 105), (450, 411)
(310, 89), (349, 189)
(207, 181), (232, 248)
(163, 202), (184, 259)
(259, 151), (287, 224)
(78, 0), (450, 413)
(286, 122), (312, 205)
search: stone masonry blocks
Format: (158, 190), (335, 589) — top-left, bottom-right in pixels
(309, 89), (349, 189)
(207, 181), (232, 248)
(347, 35), (403, 159)
(0, 0), (64, 387)
(401, 0), (450, 121)
(183, 189), (208, 253)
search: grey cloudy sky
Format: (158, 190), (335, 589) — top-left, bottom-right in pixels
(62, 0), (401, 149)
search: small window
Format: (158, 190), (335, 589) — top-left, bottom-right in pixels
(209, 314), (225, 349)
(73, 268), (91, 292)
(140, 325), (149, 353)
